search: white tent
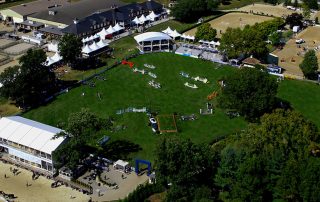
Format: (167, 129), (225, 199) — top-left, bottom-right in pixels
(113, 23), (124, 32)
(89, 35), (95, 41)
(97, 39), (109, 48)
(47, 43), (58, 52)
(170, 29), (181, 38)
(97, 28), (109, 39)
(45, 57), (55, 66)
(132, 16), (141, 25)
(81, 38), (86, 43)
(138, 14), (148, 24)
(162, 26), (173, 35)
(106, 25), (116, 34)
(147, 11), (159, 21)
(51, 52), (62, 62)
(89, 41), (100, 51)
(82, 44), (93, 54)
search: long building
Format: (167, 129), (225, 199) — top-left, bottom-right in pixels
(0, 116), (66, 175)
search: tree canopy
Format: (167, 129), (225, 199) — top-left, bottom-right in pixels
(0, 49), (56, 108)
(156, 137), (217, 201)
(58, 34), (82, 66)
(219, 19), (283, 59)
(215, 109), (320, 201)
(300, 50), (319, 80)
(195, 23), (217, 41)
(171, 0), (219, 22)
(285, 13), (303, 29)
(218, 68), (278, 120)
(303, 0), (318, 10)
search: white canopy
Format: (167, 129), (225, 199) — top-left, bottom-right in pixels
(89, 35), (95, 41)
(114, 160), (129, 168)
(113, 23), (124, 32)
(97, 39), (109, 48)
(147, 11), (159, 21)
(132, 16), (141, 25)
(89, 41), (100, 51)
(97, 28), (109, 39)
(47, 43), (58, 52)
(162, 26), (173, 35)
(170, 29), (181, 38)
(0, 116), (65, 154)
(138, 14), (148, 23)
(51, 52), (62, 62)
(181, 34), (187, 39)
(82, 44), (93, 54)
(134, 32), (171, 43)
(81, 38), (86, 43)
(45, 57), (55, 66)
(106, 25), (116, 34)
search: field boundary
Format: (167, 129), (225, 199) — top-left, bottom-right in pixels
(156, 114), (178, 133)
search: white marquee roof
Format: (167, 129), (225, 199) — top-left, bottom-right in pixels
(106, 25), (116, 34)
(82, 44), (93, 54)
(0, 116), (65, 154)
(134, 32), (171, 43)
(97, 39), (109, 48)
(113, 23), (124, 32)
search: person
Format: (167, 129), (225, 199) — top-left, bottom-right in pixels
(4, 174), (6, 178)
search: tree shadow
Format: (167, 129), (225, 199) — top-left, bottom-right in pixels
(274, 97), (292, 111)
(100, 140), (142, 161)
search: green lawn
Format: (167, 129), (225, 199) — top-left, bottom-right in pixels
(23, 53), (247, 162)
(218, 0), (263, 10)
(147, 20), (194, 33)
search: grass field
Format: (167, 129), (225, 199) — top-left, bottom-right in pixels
(185, 12), (273, 37)
(23, 53), (247, 162)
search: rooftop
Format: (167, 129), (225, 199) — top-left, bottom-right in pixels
(9, 0), (71, 16)
(134, 32), (171, 43)
(30, 0), (126, 25)
(0, 116), (65, 154)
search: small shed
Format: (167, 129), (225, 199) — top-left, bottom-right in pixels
(113, 160), (129, 172)
(293, 26), (300, 33)
(242, 56), (261, 68)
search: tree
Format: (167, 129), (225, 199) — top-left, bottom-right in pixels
(300, 50), (318, 79)
(171, 0), (219, 22)
(303, 0), (318, 10)
(285, 13), (303, 28)
(268, 31), (282, 45)
(215, 109), (320, 201)
(0, 49), (56, 107)
(58, 34), (82, 66)
(218, 68), (278, 120)
(293, 0), (298, 8)
(156, 137), (217, 201)
(302, 4), (311, 19)
(195, 23), (217, 41)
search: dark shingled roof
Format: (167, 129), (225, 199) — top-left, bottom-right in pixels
(39, 25), (63, 35)
(10, 0), (70, 16)
(62, 0), (164, 35)
(30, 0), (126, 25)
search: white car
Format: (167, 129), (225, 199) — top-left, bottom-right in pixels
(149, 118), (157, 124)
(296, 39), (305, 44)
(149, 118), (158, 133)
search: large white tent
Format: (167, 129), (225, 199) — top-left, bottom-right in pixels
(138, 14), (148, 24)
(47, 43), (58, 53)
(132, 16), (141, 25)
(113, 23), (124, 32)
(147, 11), (159, 21)
(82, 44), (93, 54)
(106, 25), (116, 34)
(170, 29), (181, 38)
(89, 41), (100, 51)
(134, 32), (171, 43)
(97, 39), (109, 48)
(97, 28), (109, 38)
(162, 26), (173, 35)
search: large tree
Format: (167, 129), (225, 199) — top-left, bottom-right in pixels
(285, 13), (303, 28)
(0, 49), (56, 107)
(300, 50), (319, 79)
(58, 34), (82, 66)
(215, 109), (320, 201)
(195, 22), (217, 41)
(218, 68), (278, 120)
(156, 137), (217, 201)
(171, 0), (219, 22)
(303, 0), (318, 10)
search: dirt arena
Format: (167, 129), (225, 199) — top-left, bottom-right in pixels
(185, 13), (273, 37)
(0, 39), (15, 49)
(273, 26), (320, 77)
(3, 43), (34, 55)
(237, 3), (299, 18)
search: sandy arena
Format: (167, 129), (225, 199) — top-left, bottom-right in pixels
(0, 162), (90, 202)
(185, 13), (273, 37)
(273, 26), (320, 78)
(237, 3), (298, 17)
(3, 43), (34, 55)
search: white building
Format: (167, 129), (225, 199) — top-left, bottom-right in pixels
(134, 32), (173, 53)
(0, 116), (66, 175)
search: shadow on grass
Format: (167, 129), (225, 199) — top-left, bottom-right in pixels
(100, 140), (142, 161)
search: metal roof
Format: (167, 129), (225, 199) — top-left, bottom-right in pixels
(134, 32), (171, 43)
(0, 116), (65, 154)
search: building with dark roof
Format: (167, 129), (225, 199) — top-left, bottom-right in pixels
(0, 0), (70, 23)
(28, 0), (126, 28)
(61, 0), (165, 37)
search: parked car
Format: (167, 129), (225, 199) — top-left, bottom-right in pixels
(149, 117), (158, 133)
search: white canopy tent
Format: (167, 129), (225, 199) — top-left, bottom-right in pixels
(97, 28), (109, 39)
(113, 159), (129, 171)
(132, 16), (141, 25)
(51, 52), (62, 62)
(45, 57), (55, 66)
(138, 14), (148, 24)
(89, 41), (100, 51)
(134, 32), (171, 43)
(82, 44), (93, 54)
(147, 11), (159, 21)
(113, 23), (124, 32)
(106, 25), (116, 34)
(162, 26), (173, 35)
(97, 39), (109, 48)
(170, 29), (181, 38)
(47, 43), (58, 53)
